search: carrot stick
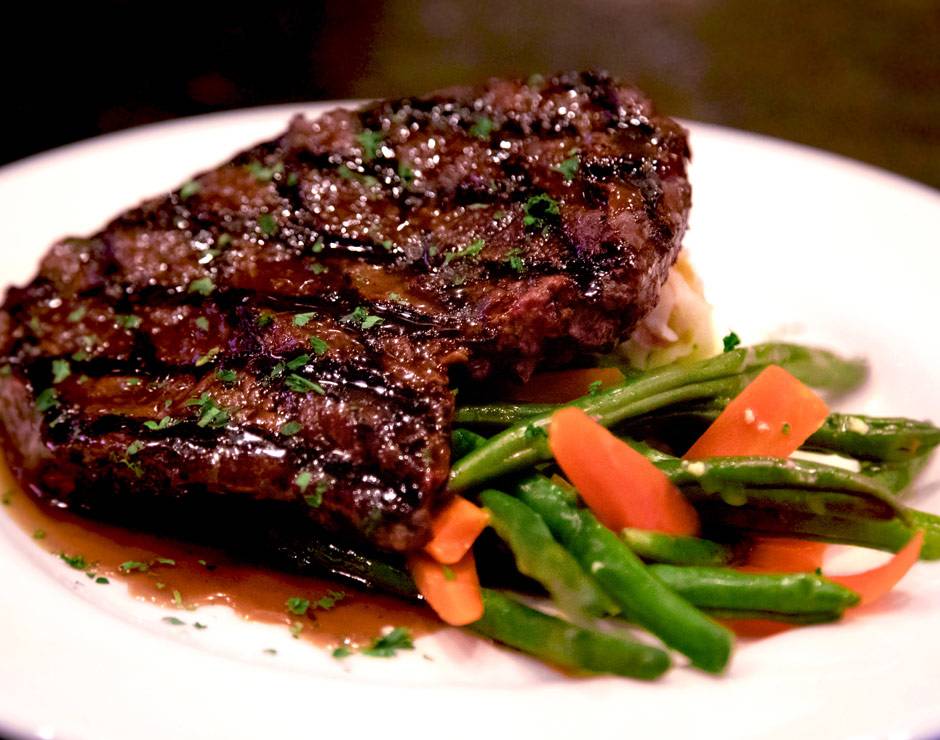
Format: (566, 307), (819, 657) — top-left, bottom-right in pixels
(829, 531), (924, 606)
(408, 551), (484, 626)
(549, 406), (700, 535)
(739, 537), (828, 574)
(684, 364), (829, 460)
(424, 496), (490, 565)
(504, 367), (625, 404)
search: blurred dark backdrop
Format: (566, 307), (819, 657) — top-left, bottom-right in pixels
(3, 0), (938, 187)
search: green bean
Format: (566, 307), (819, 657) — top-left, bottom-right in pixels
(700, 609), (842, 625)
(647, 565), (859, 615)
(649, 454), (904, 521)
(515, 475), (733, 674)
(470, 589), (671, 680)
(623, 401), (940, 464)
(700, 505), (940, 560)
(451, 428), (489, 459)
(808, 414), (940, 462)
(455, 403), (553, 427)
(451, 343), (865, 491)
(860, 455), (932, 495)
(480, 489), (616, 621)
(621, 528), (737, 566)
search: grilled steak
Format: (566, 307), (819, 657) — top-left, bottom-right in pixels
(0, 71), (691, 552)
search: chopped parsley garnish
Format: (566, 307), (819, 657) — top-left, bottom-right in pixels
(194, 316), (210, 332)
(505, 248), (525, 274)
(172, 589), (183, 607)
(782, 423), (792, 435)
(362, 627), (414, 658)
(294, 471), (313, 493)
(287, 172), (299, 186)
(290, 621), (304, 639)
(144, 416), (178, 431)
(263, 648), (278, 656)
(185, 393), (230, 429)
(551, 151), (580, 182)
(343, 306), (383, 330)
(381, 240), (395, 251)
(60, 553), (89, 570)
(258, 213), (278, 236)
(442, 565), (456, 582)
(443, 239), (485, 266)
(286, 596), (310, 615)
(285, 374), (325, 394)
(126, 440), (144, 457)
(216, 368), (238, 383)
(194, 346), (221, 367)
(332, 646), (352, 659)
(188, 277), (216, 296)
(722, 331), (741, 352)
(36, 388), (60, 413)
(307, 261), (328, 275)
(119, 561), (150, 573)
(217, 233), (233, 248)
(269, 362), (286, 380)
(315, 590), (346, 610)
(279, 421), (303, 437)
(397, 161), (414, 186)
(523, 193), (561, 232)
(587, 380), (604, 396)
(245, 160), (284, 182)
(162, 617), (186, 626)
(32, 529), (45, 540)
(154, 558), (176, 566)
(356, 129), (384, 161)
(311, 238), (325, 254)
(67, 305), (87, 323)
(180, 180), (202, 200)
(469, 115), (494, 140)
(116, 314), (142, 330)
(194, 622), (208, 630)
(524, 424), (548, 441)
(257, 312), (274, 328)
(285, 353), (310, 371)
(293, 312), (316, 327)
(309, 336), (329, 355)
(51, 359), (71, 384)
(96, 577), (109, 585)
(304, 480), (330, 508)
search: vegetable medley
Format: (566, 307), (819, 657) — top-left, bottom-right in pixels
(402, 341), (940, 678)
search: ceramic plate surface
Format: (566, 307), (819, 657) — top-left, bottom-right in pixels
(1, 104), (938, 740)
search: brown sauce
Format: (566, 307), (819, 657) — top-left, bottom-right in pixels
(0, 455), (440, 651)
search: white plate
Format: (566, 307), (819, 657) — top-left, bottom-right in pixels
(1, 105), (939, 740)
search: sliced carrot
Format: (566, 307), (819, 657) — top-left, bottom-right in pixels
(408, 551), (484, 626)
(424, 496), (490, 565)
(503, 367), (625, 404)
(549, 406), (700, 535)
(739, 537), (828, 574)
(684, 365), (829, 460)
(829, 531), (924, 606)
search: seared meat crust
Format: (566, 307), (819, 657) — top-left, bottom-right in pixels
(0, 71), (690, 551)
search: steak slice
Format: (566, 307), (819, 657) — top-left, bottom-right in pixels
(0, 70), (691, 552)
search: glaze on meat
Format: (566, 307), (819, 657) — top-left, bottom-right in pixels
(0, 71), (691, 552)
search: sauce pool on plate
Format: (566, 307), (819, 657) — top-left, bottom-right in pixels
(0, 454), (440, 651)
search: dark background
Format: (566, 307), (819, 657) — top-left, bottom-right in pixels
(4, 0), (938, 187)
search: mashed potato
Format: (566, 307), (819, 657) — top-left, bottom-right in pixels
(619, 253), (719, 370)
